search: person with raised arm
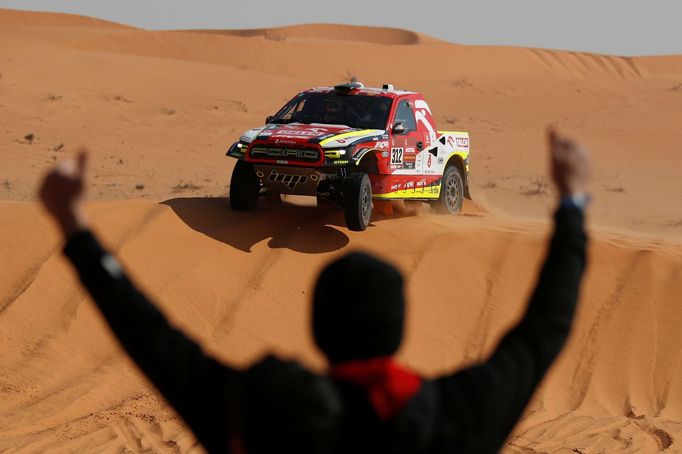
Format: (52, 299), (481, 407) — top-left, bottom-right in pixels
(39, 129), (590, 453)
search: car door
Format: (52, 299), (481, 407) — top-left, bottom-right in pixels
(390, 97), (427, 174)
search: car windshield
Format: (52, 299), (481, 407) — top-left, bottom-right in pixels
(271, 92), (393, 130)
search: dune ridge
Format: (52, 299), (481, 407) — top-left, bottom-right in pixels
(1, 8), (682, 453)
(0, 8), (132, 29)
(189, 23), (435, 45)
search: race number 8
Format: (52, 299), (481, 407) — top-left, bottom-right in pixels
(391, 147), (404, 165)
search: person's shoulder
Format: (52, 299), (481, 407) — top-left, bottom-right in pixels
(247, 354), (321, 380)
(241, 355), (342, 451)
(245, 354), (340, 408)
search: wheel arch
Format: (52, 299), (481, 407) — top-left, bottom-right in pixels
(445, 153), (471, 199)
(352, 148), (380, 175)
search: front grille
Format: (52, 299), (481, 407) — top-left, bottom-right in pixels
(249, 146), (320, 162)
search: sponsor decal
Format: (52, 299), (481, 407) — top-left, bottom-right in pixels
(456, 137), (469, 148)
(308, 127), (332, 135)
(260, 131), (273, 136)
(391, 183), (401, 191)
(416, 179), (427, 187)
(447, 136), (455, 147)
(333, 160), (349, 165)
(404, 162), (415, 170)
(375, 141), (389, 149)
(275, 139), (297, 145)
(390, 147), (404, 165)
(267, 170), (309, 190)
(427, 154), (433, 167)
(351, 148), (371, 163)
(437, 157), (444, 164)
(405, 147), (415, 153)
(406, 181), (414, 189)
(382, 151), (389, 158)
(275, 130), (319, 137)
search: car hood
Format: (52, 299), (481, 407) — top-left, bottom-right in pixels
(240, 123), (386, 148)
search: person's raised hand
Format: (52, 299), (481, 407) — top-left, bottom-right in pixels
(548, 129), (590, 199)
(39, 150), (89, 238)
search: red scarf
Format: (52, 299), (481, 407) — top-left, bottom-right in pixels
(330, 357), (422, 421)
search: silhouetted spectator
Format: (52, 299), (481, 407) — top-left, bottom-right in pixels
(39, 129), (590, 453)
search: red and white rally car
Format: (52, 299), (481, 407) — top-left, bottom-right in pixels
(226, 82), (471, 231)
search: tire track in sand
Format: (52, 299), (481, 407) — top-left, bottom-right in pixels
(566, 250), (647, 411)
(0, 247), (58, 316)
(210, 208), (334, 343)
(0, 204), (166, 372)
(462, 234), (516, 363)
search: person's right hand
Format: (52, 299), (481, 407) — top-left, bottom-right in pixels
(548, 129), (590, 198)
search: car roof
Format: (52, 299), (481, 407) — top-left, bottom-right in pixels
(304, 85), (416, 99)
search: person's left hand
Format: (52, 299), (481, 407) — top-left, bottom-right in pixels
(39, 150), (89, 238)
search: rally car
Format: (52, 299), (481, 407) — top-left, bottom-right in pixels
(226, 82), (471, 231)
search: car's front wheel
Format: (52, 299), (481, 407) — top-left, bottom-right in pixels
(344, 172), (373, 231)
(432, 165), (464, 214)
(229, 160), (260, 211)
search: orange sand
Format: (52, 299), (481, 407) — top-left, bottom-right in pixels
(1, 8), (681, 453)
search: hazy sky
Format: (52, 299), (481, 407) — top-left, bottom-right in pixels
(2, 0), (680, 56)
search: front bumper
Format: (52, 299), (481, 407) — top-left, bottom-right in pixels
(253, 165), (341, 196)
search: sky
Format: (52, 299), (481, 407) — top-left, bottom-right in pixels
(1, 0), (681, 56)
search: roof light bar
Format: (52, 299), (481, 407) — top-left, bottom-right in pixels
(334, 82), (364, 92)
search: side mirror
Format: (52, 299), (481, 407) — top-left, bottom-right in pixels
(392, 122), (406, 134)
(265, 115), (273, 125)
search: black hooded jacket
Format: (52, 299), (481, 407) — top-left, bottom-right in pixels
(63, 206), (587, 453)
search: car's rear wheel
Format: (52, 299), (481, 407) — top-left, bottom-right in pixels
(431, 165), (463, 214)
(229, 160), (260, 211)
(344, 172), (373, 231)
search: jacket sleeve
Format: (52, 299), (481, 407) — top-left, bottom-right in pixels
(63, 230), (240, 453)
(436, 206), (587, 453)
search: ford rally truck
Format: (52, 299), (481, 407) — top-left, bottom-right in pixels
(226, 82), (471, 231)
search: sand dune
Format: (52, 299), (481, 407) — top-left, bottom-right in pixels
(1, 8), (682, 453)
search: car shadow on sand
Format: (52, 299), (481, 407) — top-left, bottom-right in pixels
(160, 197), (351, 254)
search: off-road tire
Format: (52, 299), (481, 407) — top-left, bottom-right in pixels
(229, 160), (259, 211)
(432, 165), (464, 214)
(344, 172), (373, 231)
